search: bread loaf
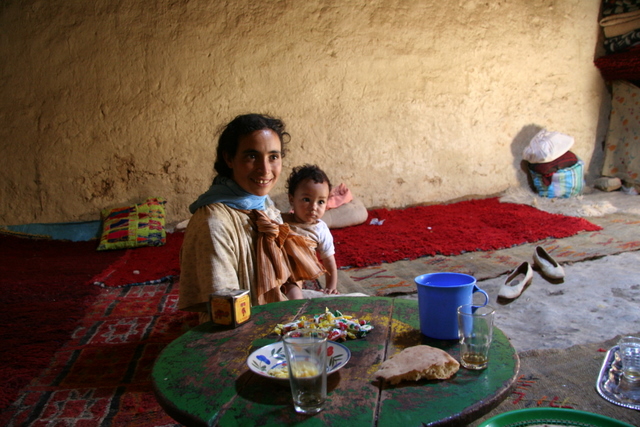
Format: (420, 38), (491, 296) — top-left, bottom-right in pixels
(374, 345), (460, 385)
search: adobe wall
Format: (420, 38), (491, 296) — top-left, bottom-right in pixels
(0, 0), (609, 225)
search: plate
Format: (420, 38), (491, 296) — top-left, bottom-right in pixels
(596, 345), (640, 410)
(247, 341), (351, 380)
(477, 408), (634, 427)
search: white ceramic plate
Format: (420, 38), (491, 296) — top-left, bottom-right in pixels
(247, 341), (351, 380)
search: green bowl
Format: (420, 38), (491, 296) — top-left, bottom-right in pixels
(477, 408), (635, 427)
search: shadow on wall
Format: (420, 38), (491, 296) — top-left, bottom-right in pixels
(510, 124), (543, 191)
(587, 3), (610, 187)
(587, 85), (612, 185)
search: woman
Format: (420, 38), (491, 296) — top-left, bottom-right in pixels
(178, 114), (324, 323)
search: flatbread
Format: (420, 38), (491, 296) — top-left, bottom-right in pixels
(374, 345), (460, 385)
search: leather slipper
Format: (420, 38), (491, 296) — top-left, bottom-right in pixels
(533, 246), (565, 280)
(498, 262), (533, 300)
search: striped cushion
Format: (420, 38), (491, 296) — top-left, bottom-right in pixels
(97, 197), (166, 250)
(529, 161), (584, 198)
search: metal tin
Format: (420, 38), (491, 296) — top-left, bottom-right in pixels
(209, 289), (251, 328)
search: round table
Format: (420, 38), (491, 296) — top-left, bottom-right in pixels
(152, 297), (519, 426)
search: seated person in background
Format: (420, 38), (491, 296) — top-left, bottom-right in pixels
(282, 164), (339, 295)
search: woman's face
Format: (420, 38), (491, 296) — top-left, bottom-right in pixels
(224, 129), (282, 197)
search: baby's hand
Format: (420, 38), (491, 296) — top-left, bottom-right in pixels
(323, 288), (340, 295)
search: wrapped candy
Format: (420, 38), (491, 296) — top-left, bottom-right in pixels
(274, 307), (374, 341)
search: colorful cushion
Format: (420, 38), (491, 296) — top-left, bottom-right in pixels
(97, 197), (167, 251)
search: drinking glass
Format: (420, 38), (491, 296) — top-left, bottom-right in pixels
(457, 304), (495, 370)
(618, 336), (640, 383)
(282, 328), (328, 414)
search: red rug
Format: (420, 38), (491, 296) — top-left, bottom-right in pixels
(0, 231), (199, 424)
(0, 234), (120, 413)
(0, 198), (603, 424)
(331, 198), (602, 268)
(90, 232), (184, 288)
(0, 232), (195, 423)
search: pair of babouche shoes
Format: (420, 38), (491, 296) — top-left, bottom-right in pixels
(498, 246), (565, 300)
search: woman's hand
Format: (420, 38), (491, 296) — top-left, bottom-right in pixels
(323, 287), (340, 295)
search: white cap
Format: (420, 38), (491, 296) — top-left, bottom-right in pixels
(523, 129), (574, 164)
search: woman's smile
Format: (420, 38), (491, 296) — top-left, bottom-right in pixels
(225, 129), (283, 197)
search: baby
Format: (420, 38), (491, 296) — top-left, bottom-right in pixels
(282, 164), (339, 296)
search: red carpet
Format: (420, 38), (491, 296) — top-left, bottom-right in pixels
(0, 232), (192, 423)
(331, 198), (602, 268)
(0, 282), (198, 425)
(0, 235), (121, 412)
(90, 232), (183, 288)
(0, 232), (198, 424)
(0, 198), (601, 424)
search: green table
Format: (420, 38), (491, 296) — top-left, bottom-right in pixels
(152, 297), (519, 426)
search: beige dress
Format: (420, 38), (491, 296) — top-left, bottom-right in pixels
(178, 199), (325, 322)
(178, 200), (282, 313)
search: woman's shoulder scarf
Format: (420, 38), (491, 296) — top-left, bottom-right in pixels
(189, 176), (267, 213)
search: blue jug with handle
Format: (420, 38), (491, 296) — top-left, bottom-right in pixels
(415, 272), (489, 340)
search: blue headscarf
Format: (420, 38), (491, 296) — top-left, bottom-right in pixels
(189, 176), (267, 214)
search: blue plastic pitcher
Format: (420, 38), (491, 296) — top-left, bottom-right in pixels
(415, 272), (489, 340)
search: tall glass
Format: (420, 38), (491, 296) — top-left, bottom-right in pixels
(282, 329), (328, 414)
(618, 336), (640, 383)
(457, 304), (495, 370)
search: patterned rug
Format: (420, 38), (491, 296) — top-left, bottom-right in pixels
(0, 234), (121, 412)
(1, 212), (639, 425)
(470, 333), (640, 426)
(0, 282), (198, 426)
(338, 213), (640, 296)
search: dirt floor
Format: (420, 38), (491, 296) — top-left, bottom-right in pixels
(468, 188), (640, 352)
(433, 250), (640, 352)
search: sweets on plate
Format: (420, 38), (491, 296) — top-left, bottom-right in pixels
(273, 307), (373, 341)
(374, 345), (460, 385)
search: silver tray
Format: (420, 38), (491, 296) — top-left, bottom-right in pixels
(595, 345), (640, 411)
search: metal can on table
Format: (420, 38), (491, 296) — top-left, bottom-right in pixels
(208, 289), (251, 328)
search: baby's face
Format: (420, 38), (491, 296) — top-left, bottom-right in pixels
(288, 178), (330, 224)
